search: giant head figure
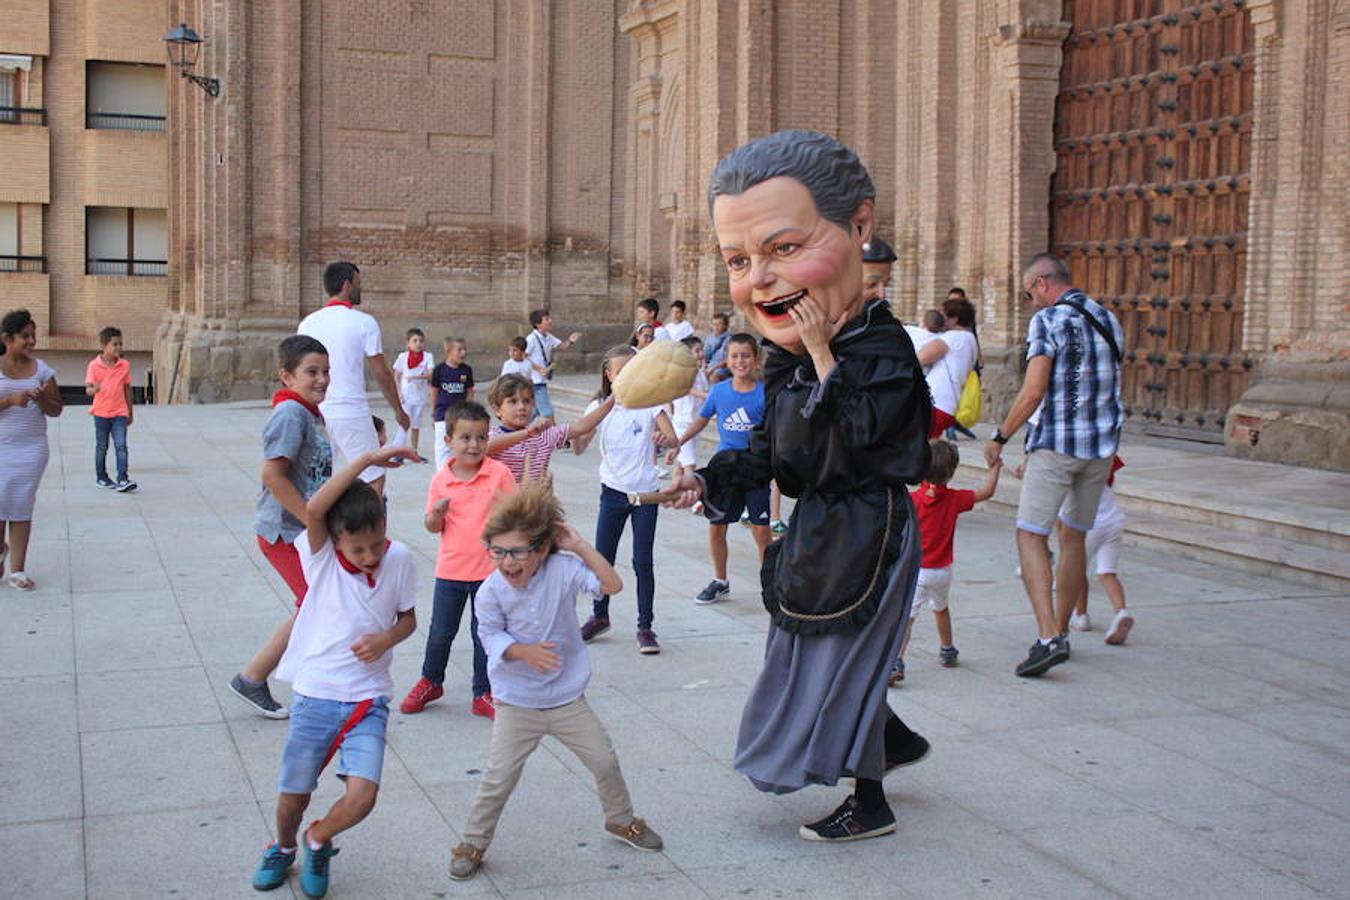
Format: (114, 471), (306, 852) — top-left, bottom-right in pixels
(707, 130), (875, 354)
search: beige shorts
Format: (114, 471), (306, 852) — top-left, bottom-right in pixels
(1016, 450), (1113, 534)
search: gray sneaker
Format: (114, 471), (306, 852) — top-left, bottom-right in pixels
(606, 817), (663, 851)
(695, 579), (730, 605)
(229, 673), (289, 719)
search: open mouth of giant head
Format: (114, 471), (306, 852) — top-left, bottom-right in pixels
(756, 289), (807, 318)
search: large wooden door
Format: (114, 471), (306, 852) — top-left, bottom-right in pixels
(1051, 0), (1254, 436)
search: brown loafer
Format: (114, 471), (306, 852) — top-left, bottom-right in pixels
(449, 843), (484, 880)
(605, 816), (663, 851)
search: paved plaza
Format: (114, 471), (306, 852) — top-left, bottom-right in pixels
(2, 400), (1348, 899)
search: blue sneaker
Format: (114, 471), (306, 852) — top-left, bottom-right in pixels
(300, 836), (340, 898)
(251, 843), (295, 891)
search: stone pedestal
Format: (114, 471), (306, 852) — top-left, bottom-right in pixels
(153, 312), (296, 404)
(1226, 356), (1350, 472)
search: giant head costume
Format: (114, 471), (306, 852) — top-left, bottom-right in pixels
(707, 130), (876, 354)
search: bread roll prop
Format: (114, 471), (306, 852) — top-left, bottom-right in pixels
(611, 340), (698, 409)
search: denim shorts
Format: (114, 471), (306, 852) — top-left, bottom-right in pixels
(532, 383), (555, 418)
(277, 693), (390, 794)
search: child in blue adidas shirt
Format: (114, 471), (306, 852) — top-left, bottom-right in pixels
(669, 333), (771, 605)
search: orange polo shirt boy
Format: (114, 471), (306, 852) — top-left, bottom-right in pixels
(84, 327), (137, 490)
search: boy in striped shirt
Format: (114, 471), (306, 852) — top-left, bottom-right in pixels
(484, 374), (615, 483)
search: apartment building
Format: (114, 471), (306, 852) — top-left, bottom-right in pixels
(0, 0), (167, 394)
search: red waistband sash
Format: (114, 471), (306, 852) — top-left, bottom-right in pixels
(320, 698), (374, 771)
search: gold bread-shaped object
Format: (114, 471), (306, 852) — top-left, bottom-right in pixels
(612, 340), (699, 409)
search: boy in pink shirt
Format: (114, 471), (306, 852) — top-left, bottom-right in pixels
(401, 402), (516, 718)
(83, 325), (137, 492)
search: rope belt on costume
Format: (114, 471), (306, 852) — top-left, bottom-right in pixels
(320, 698), (374, 771)
(775, 486), (896, 623)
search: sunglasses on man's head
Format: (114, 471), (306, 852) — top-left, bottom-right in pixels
(484, 540), (542, 561)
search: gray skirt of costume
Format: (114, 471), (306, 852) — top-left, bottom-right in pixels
(733, 495), (919, 794)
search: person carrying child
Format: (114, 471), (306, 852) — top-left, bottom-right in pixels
(250, 445), (418, 897)
(573, 345), (679, 654)
(891, 440), (1001, 685)
(669, 332), (771, 606)
(400, 402), (516, 718)
(429, 337), (474, 471)
(448, 486), (663, 880)
(230, 336), (334, 718)
(668, 129), (933, 841)
(392, 328), (434, 462)
(484, 373), (615, 484)
(84, 325), (137, 492)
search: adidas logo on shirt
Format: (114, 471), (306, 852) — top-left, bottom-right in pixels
(722, 407), (755, 432)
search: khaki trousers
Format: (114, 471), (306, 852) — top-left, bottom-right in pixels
(462, 696), (634, 849)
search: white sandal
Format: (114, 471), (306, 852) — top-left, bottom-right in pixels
(7, 571), (34, 591)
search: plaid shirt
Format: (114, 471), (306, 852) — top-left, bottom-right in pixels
(1025, 289), (1124, 459)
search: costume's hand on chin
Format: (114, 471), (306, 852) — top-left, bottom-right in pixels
(787, 294), (843, 358)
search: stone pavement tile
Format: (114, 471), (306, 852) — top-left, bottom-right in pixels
(75, 619), (199, 674)
(84, 802), (271, 900)
(502, 870), (706, 900)
(385, 705), (566, 789)
(544, 706), (719, 778)
(219, 711), (291, 797)
(583, 633), (766, 695)
(73, 588), (183, 629)
(843, 793), (1117, 898)
(1161, 800), (1350, 898)
(0, 591), (73, 677)
(900, 735), (1136, 831)
(188, 612), (299, 669)
(623, 684), (748, 762)
(176, 580), (290, 623)
(0, 818), (85, 899)
(1019, 809), (1328, 899)
(82, 723), (254, 817)
(77, 666), (223, 733)
(1238, 698), (1350, 759)
(1002, 722), (1285, 816)
(423, 772), (680, 893)
(1085, 645), (1304, 713)
(893, 661), (1078, 732)
(1189, 643), (1350, 709)
(683, 850), (919, 900)
(1114, 713), (1350, 817)
(0, 674), (82, 825)
(69, 547), (172, 596)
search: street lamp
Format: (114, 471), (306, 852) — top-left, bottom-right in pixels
(163, 23), (220, 97)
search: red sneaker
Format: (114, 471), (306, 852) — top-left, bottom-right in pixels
(471, 692), (496, 720)
(400, 677), (444, 714)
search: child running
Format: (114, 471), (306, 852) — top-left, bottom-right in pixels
(892, 440), (1001, 685)
(573, 345), (678, 654)
(448, 486), (663, 881)
(230, 335), (333, 719)
(392, 328), (434, 462)
(400, 402), (516, 718)
(669, 333), (771, 606)
(250, 445), (417, 897)
(84, 325), (137, 492)
(429, 337), (474, 471)
(484, 374), (615, 484)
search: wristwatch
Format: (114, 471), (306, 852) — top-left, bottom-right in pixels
(992, 429), (1009, 445)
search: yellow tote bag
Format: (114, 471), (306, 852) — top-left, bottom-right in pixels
(955, 371), (981, 428)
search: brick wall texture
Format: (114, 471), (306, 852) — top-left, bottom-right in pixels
(2, 1), (1344, 465)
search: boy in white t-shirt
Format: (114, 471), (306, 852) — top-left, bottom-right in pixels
(1067, 457), (1133, 645)
(668, 335), (709, 480)
(250, 446), (418, 897)
(500, 337), (537, 383)
(392, 327), (434, 462)
(664, 300), (694, 342)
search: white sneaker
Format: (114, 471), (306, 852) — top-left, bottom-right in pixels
(1104, 609), (1134, 645)
(1069, 612), (1091, 632)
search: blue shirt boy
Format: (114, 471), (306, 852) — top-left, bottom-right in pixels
(699, 379), (765, 453)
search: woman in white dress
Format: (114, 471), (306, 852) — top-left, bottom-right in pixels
(0, 309), (64, 590)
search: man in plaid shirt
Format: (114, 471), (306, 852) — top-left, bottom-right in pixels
(985, 253), (1124, 678)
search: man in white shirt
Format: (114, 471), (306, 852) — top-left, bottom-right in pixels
(297, 262), (409, 494)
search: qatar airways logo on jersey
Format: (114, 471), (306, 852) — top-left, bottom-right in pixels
(722, 408), (755, 432)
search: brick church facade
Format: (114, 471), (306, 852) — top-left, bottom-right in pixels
(151, 0), (1346, 468)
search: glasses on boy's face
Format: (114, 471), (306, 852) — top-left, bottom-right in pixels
(484, 541), (542, 561)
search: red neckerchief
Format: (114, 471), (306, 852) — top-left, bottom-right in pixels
(335, 540), (391, 587)
(1107, 455), (1125, 487)
(272, 389), (322, 420)
(325, 298), (353, 309)
(406, 349), (424, 369)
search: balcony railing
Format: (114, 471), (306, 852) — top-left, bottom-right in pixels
(0, 107), (47, 126)
(0, 255), (47, 273)
(86, 112), (166, 132)
(86, 258), (168, 276)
